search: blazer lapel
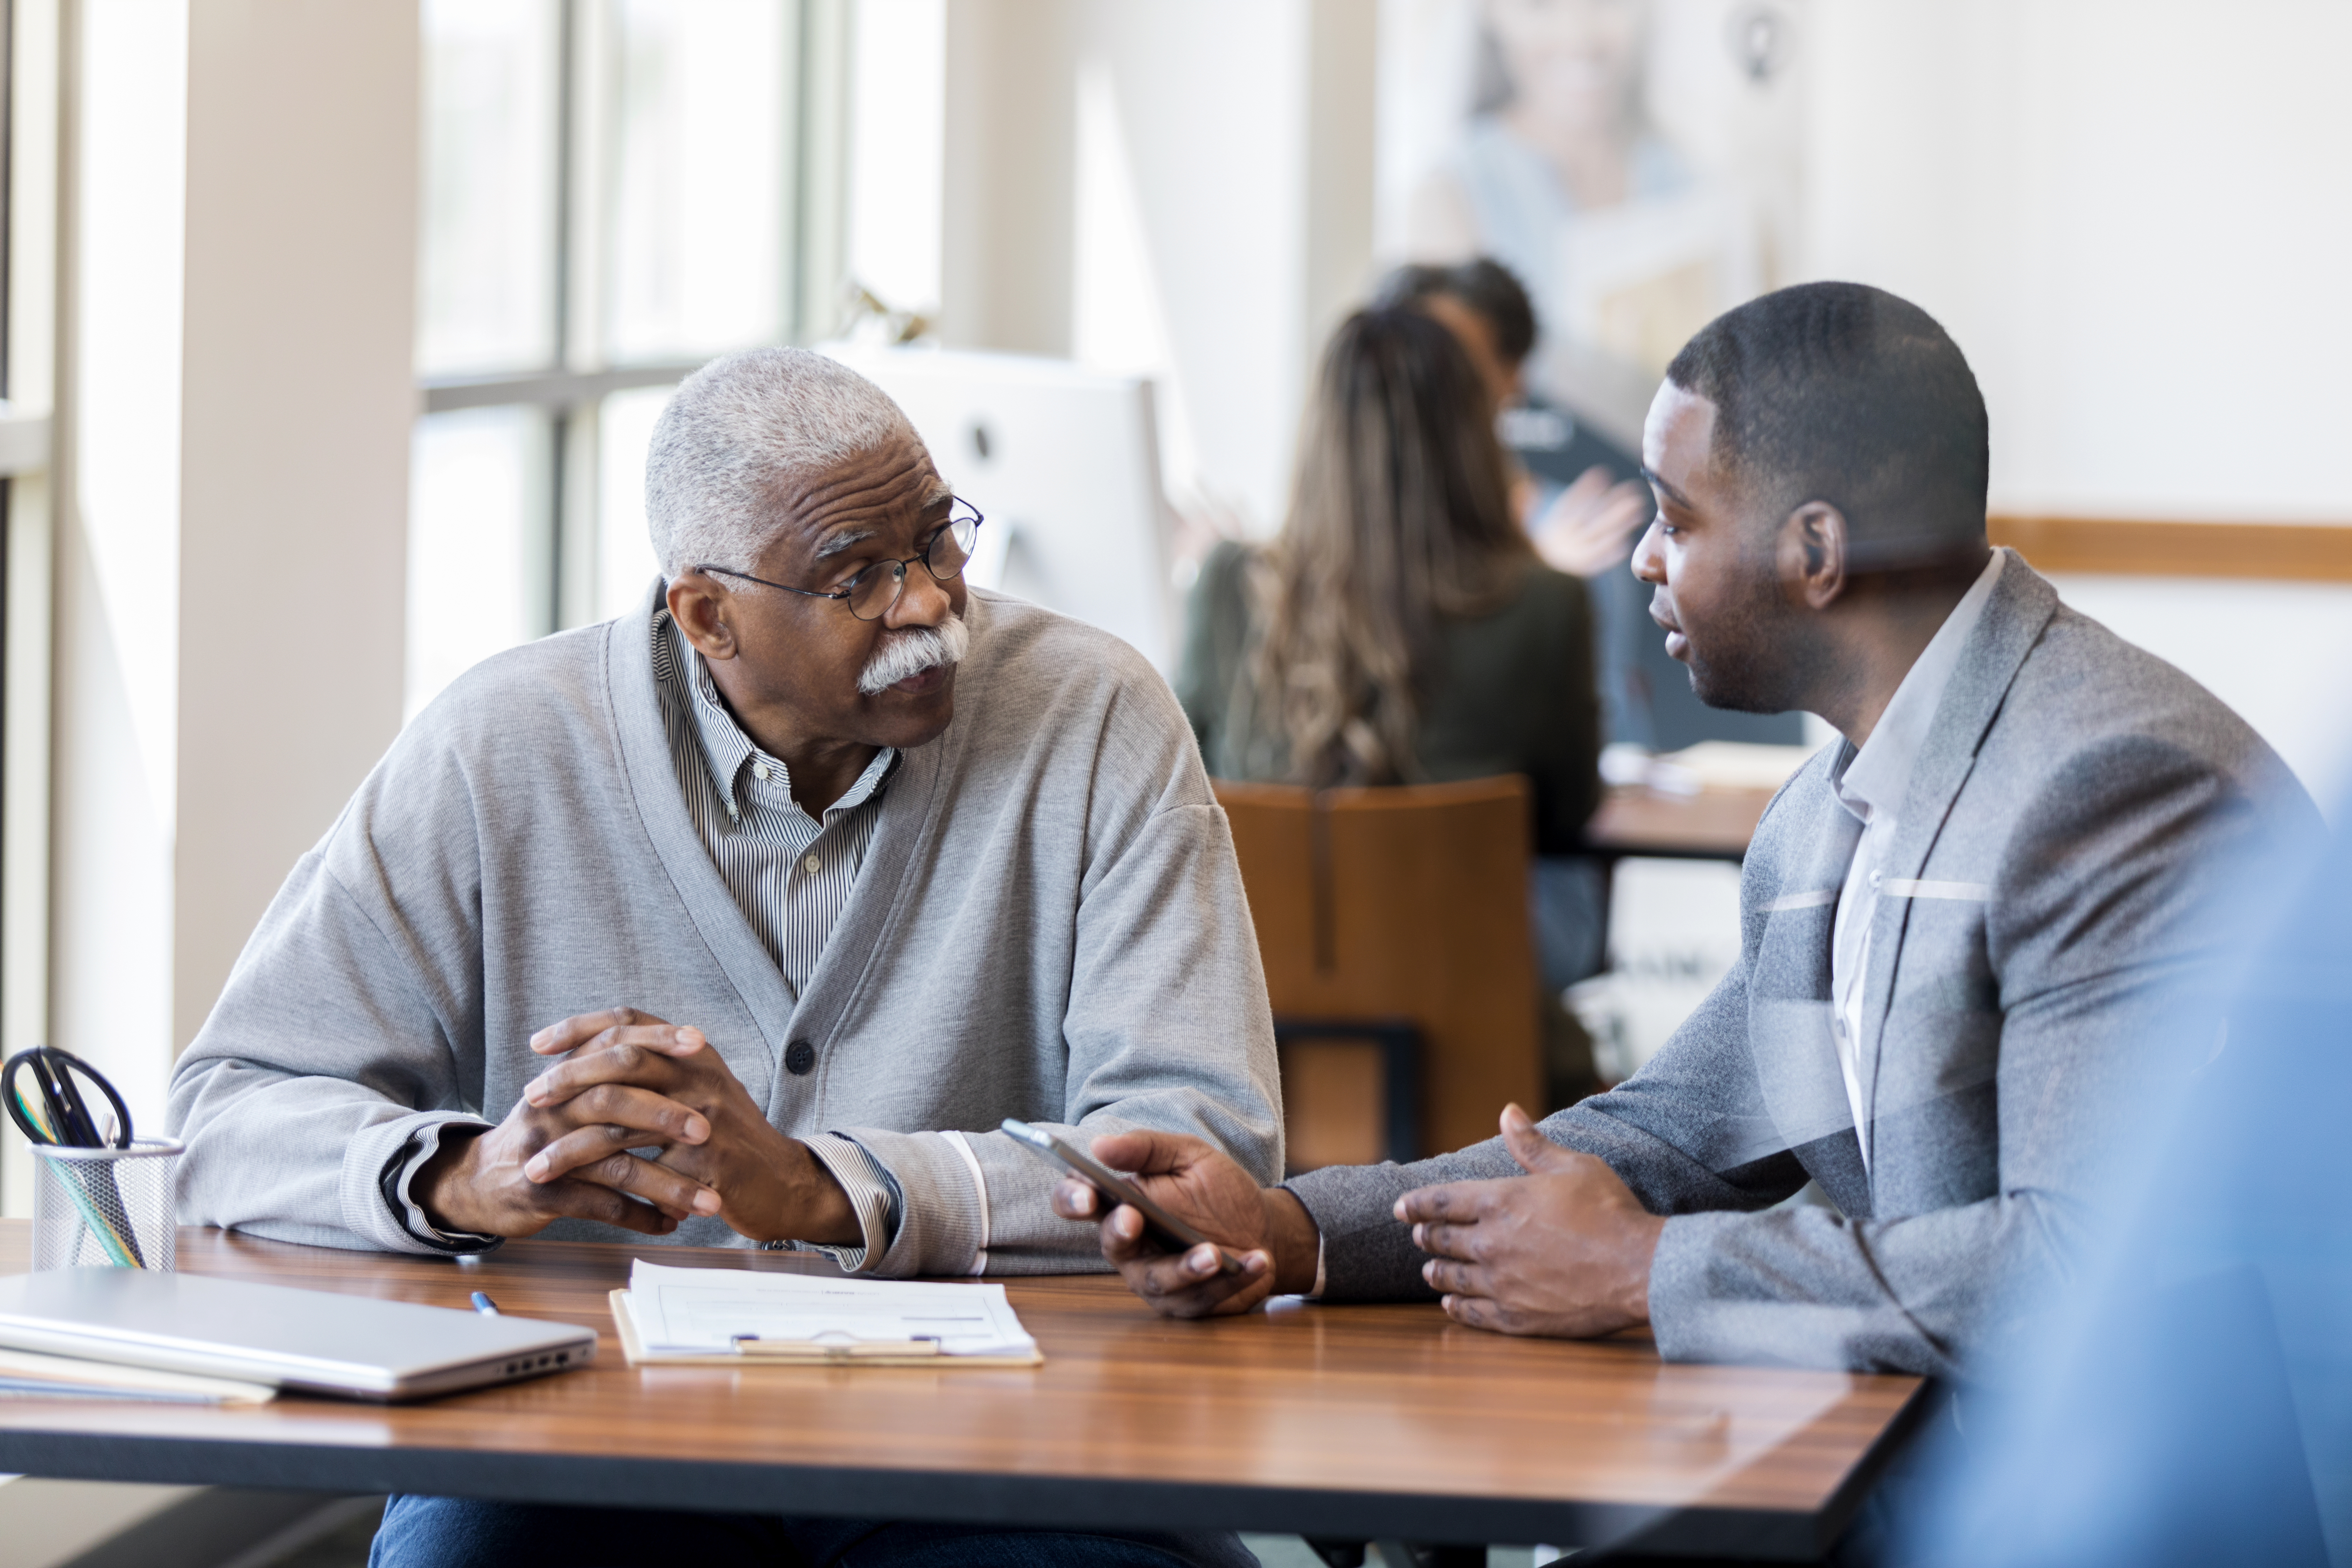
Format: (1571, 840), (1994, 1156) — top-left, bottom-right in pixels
(1855, 551), (2062, 1127)
(1743, 748), (1874, 1214)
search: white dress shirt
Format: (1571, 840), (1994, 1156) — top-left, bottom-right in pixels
(1827, 550), (2005, 1175)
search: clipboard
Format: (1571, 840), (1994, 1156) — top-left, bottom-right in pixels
(608, 1291), (1044, 1369)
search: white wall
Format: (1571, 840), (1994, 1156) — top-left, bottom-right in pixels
(1071, 0), (1375, 530)
(49, 1), (418, 1130)
(1809, 1), (2352, 520)
(2047, 574), (2352, 809)
(1804, 0), (2352, 805)
(908, 1), (1376, 533)
(940, 0), (1076, 356)
(847, 0), (947, 318)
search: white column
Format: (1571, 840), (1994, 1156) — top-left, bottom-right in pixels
(51, 0), (191, 1128)
(173, 1), (419, 1055)
(48, 0), (419, 1130)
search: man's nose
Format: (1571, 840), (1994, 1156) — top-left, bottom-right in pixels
(886, 562), (952, 628)
(1630, 517), (1668, 584)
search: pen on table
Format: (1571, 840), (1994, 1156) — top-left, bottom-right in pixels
(471, 1292), (501, 1316)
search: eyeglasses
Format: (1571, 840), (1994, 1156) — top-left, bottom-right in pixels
(696, 499), (984, 622)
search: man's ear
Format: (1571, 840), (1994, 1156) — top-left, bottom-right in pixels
(665, 574), (740, 663)
(1776, 500), (1849, 611)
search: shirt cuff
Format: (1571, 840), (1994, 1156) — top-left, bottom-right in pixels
(782, 1133), (902, 1273)
(378, 1121), (501, 1255)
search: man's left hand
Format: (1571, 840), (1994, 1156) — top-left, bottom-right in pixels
(523, 1009), (860, 1247)
(1395, 1104), (1665, 1338)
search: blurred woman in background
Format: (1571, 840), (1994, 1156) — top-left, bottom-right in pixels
(1176, 307), (1606, 1102)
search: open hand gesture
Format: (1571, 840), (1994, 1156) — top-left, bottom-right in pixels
(1531, 464), (1652, 579)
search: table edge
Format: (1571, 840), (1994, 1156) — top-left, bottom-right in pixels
(0, 1424), (1867, 1559)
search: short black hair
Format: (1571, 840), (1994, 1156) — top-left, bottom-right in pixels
(1373, 259), (1539, 366)
(1665, 282), (1989, 558)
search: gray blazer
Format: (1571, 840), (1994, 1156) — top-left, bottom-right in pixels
(1287, 552), (2315, 1377)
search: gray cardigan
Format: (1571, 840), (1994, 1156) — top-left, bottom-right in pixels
(1289, 552), (2316, 1376)
(171, 585), (1283, 1275)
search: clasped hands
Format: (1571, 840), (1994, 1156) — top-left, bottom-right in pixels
(1052, 1104), (1665, 1339)
(412, 1007), (856, 1245)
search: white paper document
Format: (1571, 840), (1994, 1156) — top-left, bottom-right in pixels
(623, 1260), (1039, 1360)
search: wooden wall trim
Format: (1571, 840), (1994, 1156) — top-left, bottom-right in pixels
(1988, 514), (2352, 583)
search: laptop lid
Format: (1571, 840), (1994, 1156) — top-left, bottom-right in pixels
(0, 1268), (597, 1402)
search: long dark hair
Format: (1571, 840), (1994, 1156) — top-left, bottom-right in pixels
(1250, 308), (1531, 786)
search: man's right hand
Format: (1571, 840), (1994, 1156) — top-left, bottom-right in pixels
(1048, 1130), (1322, 1318)
(411, 1009), (723, 1239)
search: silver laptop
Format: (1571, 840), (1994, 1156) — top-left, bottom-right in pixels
(0, 1268), (597, 1402)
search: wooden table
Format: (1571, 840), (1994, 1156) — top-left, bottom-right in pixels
(0, 1225), (1922, 1559)
(1586, 784), (1778, 863)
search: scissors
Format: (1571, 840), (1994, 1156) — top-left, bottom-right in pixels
(5, 1046), (145, 1267)
(4, 1046), (134, 1149)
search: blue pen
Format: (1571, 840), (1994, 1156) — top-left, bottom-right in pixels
(470, 1291), (500, 1316)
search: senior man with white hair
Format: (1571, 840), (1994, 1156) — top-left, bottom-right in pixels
(170, 349), (1278, 1568)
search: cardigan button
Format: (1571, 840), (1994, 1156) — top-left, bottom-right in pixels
(785, 1039), (817, 1076)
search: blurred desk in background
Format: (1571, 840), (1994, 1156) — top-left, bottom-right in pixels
(1587, 783), (1776, 864)
(1573, 781), (1777, 1086)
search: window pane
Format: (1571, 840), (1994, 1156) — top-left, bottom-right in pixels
(606, 0), (791, 363)
(596, 385), (674, 623)
(418, 0), (562, 377)
(408, 407), (554, 719)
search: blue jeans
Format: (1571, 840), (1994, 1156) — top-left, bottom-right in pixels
(368, 1495), (1261, 1568)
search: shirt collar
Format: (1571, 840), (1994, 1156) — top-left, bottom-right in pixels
(1834, 550), (2006, 825)
(658, 611), (897, 821)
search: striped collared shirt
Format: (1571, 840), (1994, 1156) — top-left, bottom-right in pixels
(651, 610), (903, 1268)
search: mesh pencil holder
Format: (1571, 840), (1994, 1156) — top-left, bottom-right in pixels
(31, 1136), (182, 1271)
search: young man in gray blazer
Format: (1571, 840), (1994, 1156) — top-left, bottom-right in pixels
(1058, 281), (2315, 1382)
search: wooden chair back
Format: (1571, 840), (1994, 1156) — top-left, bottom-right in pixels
(1214, 775), (1538, 1170)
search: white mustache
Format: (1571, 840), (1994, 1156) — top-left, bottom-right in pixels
(857, 612), (970, 695)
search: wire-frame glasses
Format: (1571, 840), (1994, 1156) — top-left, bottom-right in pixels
(696, 499), (984, 621)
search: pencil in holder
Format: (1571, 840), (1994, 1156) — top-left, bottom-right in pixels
(31, 1136), (182, 1271)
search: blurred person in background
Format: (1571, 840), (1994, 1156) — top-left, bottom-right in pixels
(1375, 258), (1652, 580)
(1380, 257), (1807, 756)
(1377, 258), (1652, 765)
(1175, 306), (1608, 1104)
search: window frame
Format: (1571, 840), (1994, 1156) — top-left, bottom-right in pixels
(412, 0), (852, 639)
